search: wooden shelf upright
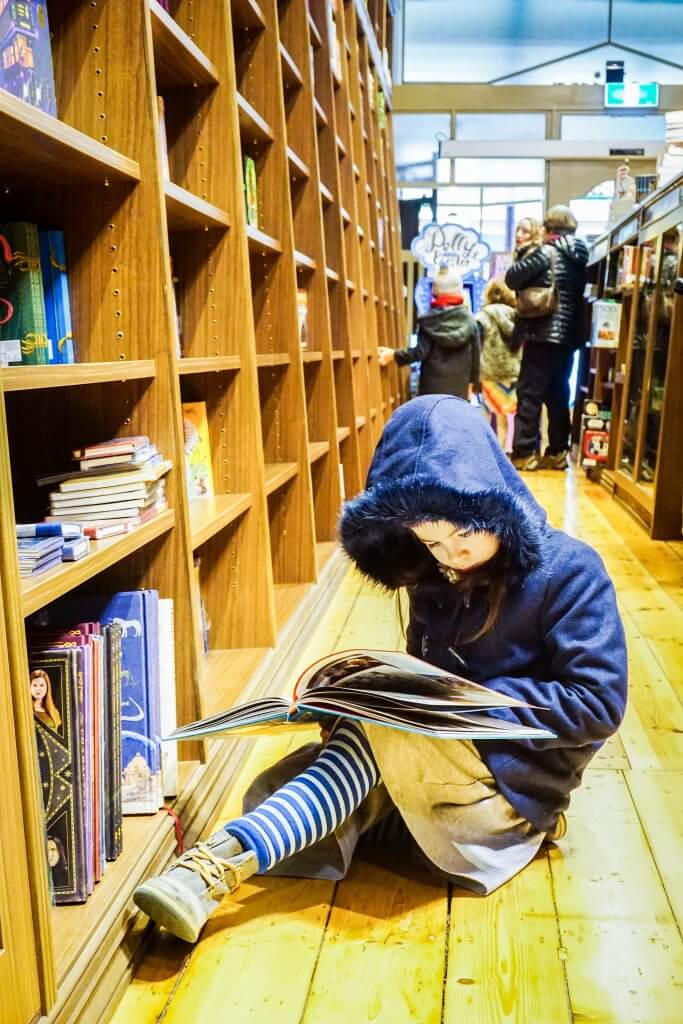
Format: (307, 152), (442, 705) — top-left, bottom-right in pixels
(0, 2), (404, 1022)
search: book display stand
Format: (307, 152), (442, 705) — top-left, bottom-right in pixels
(0, 2), (405, 1021)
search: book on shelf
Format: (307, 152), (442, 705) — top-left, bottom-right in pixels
(29, 620), (125, 902)
(0, 1), (57, 115)
(168, 648), (555, 743)
(158, 598), (178, 798)
(17, 521), (84, 539)
(38, 229), (75, 364)
(296, 288), (308, 350)
(182, 402), (214, 497)
(243, 156), (258, 228)
(377, 90), (386, 131)
(0, 222), (49, 365)
(62, 537), (90, 562)
(73, 436), (151, 460)
(76, 444), (159, 472)
(327, 0), (342, 82)
(591, 300), (622, 349)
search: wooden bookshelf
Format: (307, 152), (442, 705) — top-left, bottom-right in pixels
(0, 1), (404, 1022)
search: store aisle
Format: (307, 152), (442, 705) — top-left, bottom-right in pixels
(114, 470), (683, 1024)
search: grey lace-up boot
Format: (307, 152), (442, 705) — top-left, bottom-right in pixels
(133, 830), (258, 942)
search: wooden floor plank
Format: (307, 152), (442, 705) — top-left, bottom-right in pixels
(444, 854), (571, 1024)
(625, 770), (683, 929)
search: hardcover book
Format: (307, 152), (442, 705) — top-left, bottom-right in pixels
(296, 288), (308, 350)
(158, 599), (178, 798)
(29, 650), (88, 903)
(182, 401), (214, 497)
(38, 230), (75, 364)
(0, 1), (57, 115)
(0, 221), (49, 365)
(243, 156), (258, 228)
(168, 649), (555, 743)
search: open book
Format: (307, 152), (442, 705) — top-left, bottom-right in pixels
(167, 649), (554, 743)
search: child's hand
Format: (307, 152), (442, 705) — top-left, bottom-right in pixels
(378, 347), (395, 367)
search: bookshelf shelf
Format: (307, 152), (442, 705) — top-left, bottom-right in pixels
(164, 181), (231, 232)
(319, 181), (334, 205)
(308, 13), (323, 47)
(177, 356), (241, 375)
(325, 267), (340, 282)
(279, 43), (304, 89)
(199, 648), (268, 719)
(236, 92), (275, 145)
(190, 493), (253, 549)
(341, 206), (352, 225)
(246, 225), (283, 257)
(256, 353), (291, 368)
(302, 351), (324, 363)
(150, 1), (219, 87)
(287, 146), (310, 181)
(231, 0), (267, 31)
(331, 350), (345, 360)
(314, 98), (328, 129)
(308, 441), (330, 463)
(351, 350), (361, 360)
(356, 415), (366, 429)
(337, 425), (351, 442)
(21, 509), (176, 617)
(294, 250), (316, 271)
(264, 462), (299, 495)
(274, 582), (310, 632)
(0, 91), (140, 186)
(1, 361), (156, 391)
(336, 134), (347, 157)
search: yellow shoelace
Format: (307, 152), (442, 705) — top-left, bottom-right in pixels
(175, 843), (242, 893)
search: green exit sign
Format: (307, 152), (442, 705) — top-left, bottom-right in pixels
(604, 82), (659, 108)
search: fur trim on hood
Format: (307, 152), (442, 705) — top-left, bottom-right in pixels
(339, 396), (546, 589)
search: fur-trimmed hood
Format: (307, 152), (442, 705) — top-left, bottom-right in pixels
(339, 395), (546, 589)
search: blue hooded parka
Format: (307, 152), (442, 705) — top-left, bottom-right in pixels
(339, 395), (628, 832)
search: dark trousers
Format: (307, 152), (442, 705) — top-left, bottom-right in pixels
(512, 343), (575, 457)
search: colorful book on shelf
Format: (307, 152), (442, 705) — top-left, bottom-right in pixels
(38, 458), (172, 490)
(103, 623), (123, 860)
(168, 649), (555, 743)
(53, 591), (164, 815)
(72, 436), (151, 460)
(17, 536), (64, 571)
(0, 1), (57, 115)
(0, 221), (49, 365)
(296, 288), (308, 350)
(17, 521), (83, 539)
(77, 444), (159, 472)
(29, 651), (87, 903)
(182, 402), (214, 497)
(38, 230), (75, 364)
(243, 156), (258, 228)
(62, 537), (90, 562)
(45, 498), (168, 528)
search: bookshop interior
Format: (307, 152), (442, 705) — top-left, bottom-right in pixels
(1, 2), (683, 1023)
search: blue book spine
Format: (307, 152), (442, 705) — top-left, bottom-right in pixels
(39, 230), (74, 364)
(143, 590), (161, 806)
(17, 522), (83, 539)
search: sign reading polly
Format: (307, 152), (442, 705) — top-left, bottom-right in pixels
(411, 223), (490, 276)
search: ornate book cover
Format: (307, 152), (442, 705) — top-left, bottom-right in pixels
(0, 221), (49, 365)
(38, 229), (75, 364)
(29, 650), (87, 904)
(182, 401), (215, 497)
(243, 156), (258, 228)
(0, 1), (57, 115)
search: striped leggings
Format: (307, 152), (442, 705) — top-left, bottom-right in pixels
(225, 720), (379, 872)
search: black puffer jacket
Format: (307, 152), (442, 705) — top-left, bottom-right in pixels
(506, 235), (589, 349)
(395, 304), (480, 399)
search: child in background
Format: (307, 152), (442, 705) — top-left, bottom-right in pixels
(476, 278), (520, 452)
(379, 263), (480, 400)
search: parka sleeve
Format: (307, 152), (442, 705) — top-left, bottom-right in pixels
(394, 328), (432, 367)
(469, 321), (480, 387)
(505, 248), (550, 292)
(479, 543), (628, 749)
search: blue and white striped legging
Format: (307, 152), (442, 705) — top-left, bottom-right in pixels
(224, 720), (379, 872)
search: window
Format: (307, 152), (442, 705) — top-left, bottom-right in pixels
(393, 112), (451, 181)
(456, 113), (546, 141)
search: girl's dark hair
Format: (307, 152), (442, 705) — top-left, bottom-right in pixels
(393, 529), (510, 645)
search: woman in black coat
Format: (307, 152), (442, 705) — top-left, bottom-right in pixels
(506, 206), (588, 471)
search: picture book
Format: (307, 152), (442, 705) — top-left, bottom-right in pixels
(243, 156), (258, 228)
(0, 1), (57, 115)
(591, 301), (622, 348)
(158, 599), (178, 798)
(29, 650), (88, 903)
(0, 221), (49, 365)
(182, 402), (214, 498)
(168, 649), (555, 744)
(38, 229), (75, 364)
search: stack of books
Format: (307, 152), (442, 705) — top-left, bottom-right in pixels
(40, 436), (172, 538)
(658, 112), (683, 187)
(16, 522), (89, 575)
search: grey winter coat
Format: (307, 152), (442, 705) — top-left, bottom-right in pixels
(394, 303), (480, 398)
(475, 302), (520, 382)
(505, 235), (589, 349)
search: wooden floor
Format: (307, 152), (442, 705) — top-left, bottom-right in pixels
(113, 470), (683, 1024)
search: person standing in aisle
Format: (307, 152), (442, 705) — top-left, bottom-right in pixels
(475, 278), (520, 452)
(506, 207), (588, 471)
(133, 396), (626, 946)
(378, 263), (480, 400)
